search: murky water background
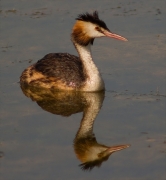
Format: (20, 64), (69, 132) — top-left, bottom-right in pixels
(0, 0), (166, 179)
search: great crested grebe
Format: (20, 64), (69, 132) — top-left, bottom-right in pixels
(20, 11), (127, 92)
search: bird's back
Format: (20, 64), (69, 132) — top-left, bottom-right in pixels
(20, 53), (87, 90)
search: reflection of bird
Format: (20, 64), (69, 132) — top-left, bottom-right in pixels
(74, 137), (129, 171)
(20, 85), (89, 116)
(74, 93), (130, 171)
(20, 11), (127, 91)
(20, 85), (130, 171)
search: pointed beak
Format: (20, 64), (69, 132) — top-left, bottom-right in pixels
(106, 144), (130, 154)
(103, 30), (128, 41)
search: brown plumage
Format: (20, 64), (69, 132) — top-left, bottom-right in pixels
(20, 53), (87, 90)
(20, 11), (127, 91)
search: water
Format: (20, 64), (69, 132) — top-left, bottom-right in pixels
(0, 0), (166, 179)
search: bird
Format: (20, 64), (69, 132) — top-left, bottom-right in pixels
(20, 11), (127, 92)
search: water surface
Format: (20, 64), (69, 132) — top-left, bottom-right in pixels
(0, 0), (166, 179)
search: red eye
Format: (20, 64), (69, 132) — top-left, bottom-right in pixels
(95, 27), (100, 31)
(95, 26), (103, 33)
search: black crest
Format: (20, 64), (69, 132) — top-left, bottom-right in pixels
(79, 156), (109, 171)
(76, 11), (109, 30)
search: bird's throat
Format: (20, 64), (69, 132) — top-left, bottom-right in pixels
(73, 40), (105, 91)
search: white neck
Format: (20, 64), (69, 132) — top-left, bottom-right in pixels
(75, 92), (104, 139)
(74, 41), (105, 91)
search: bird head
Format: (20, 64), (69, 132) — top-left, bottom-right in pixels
(74, 136), (130, 171)
(72, 11), (127, 46)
